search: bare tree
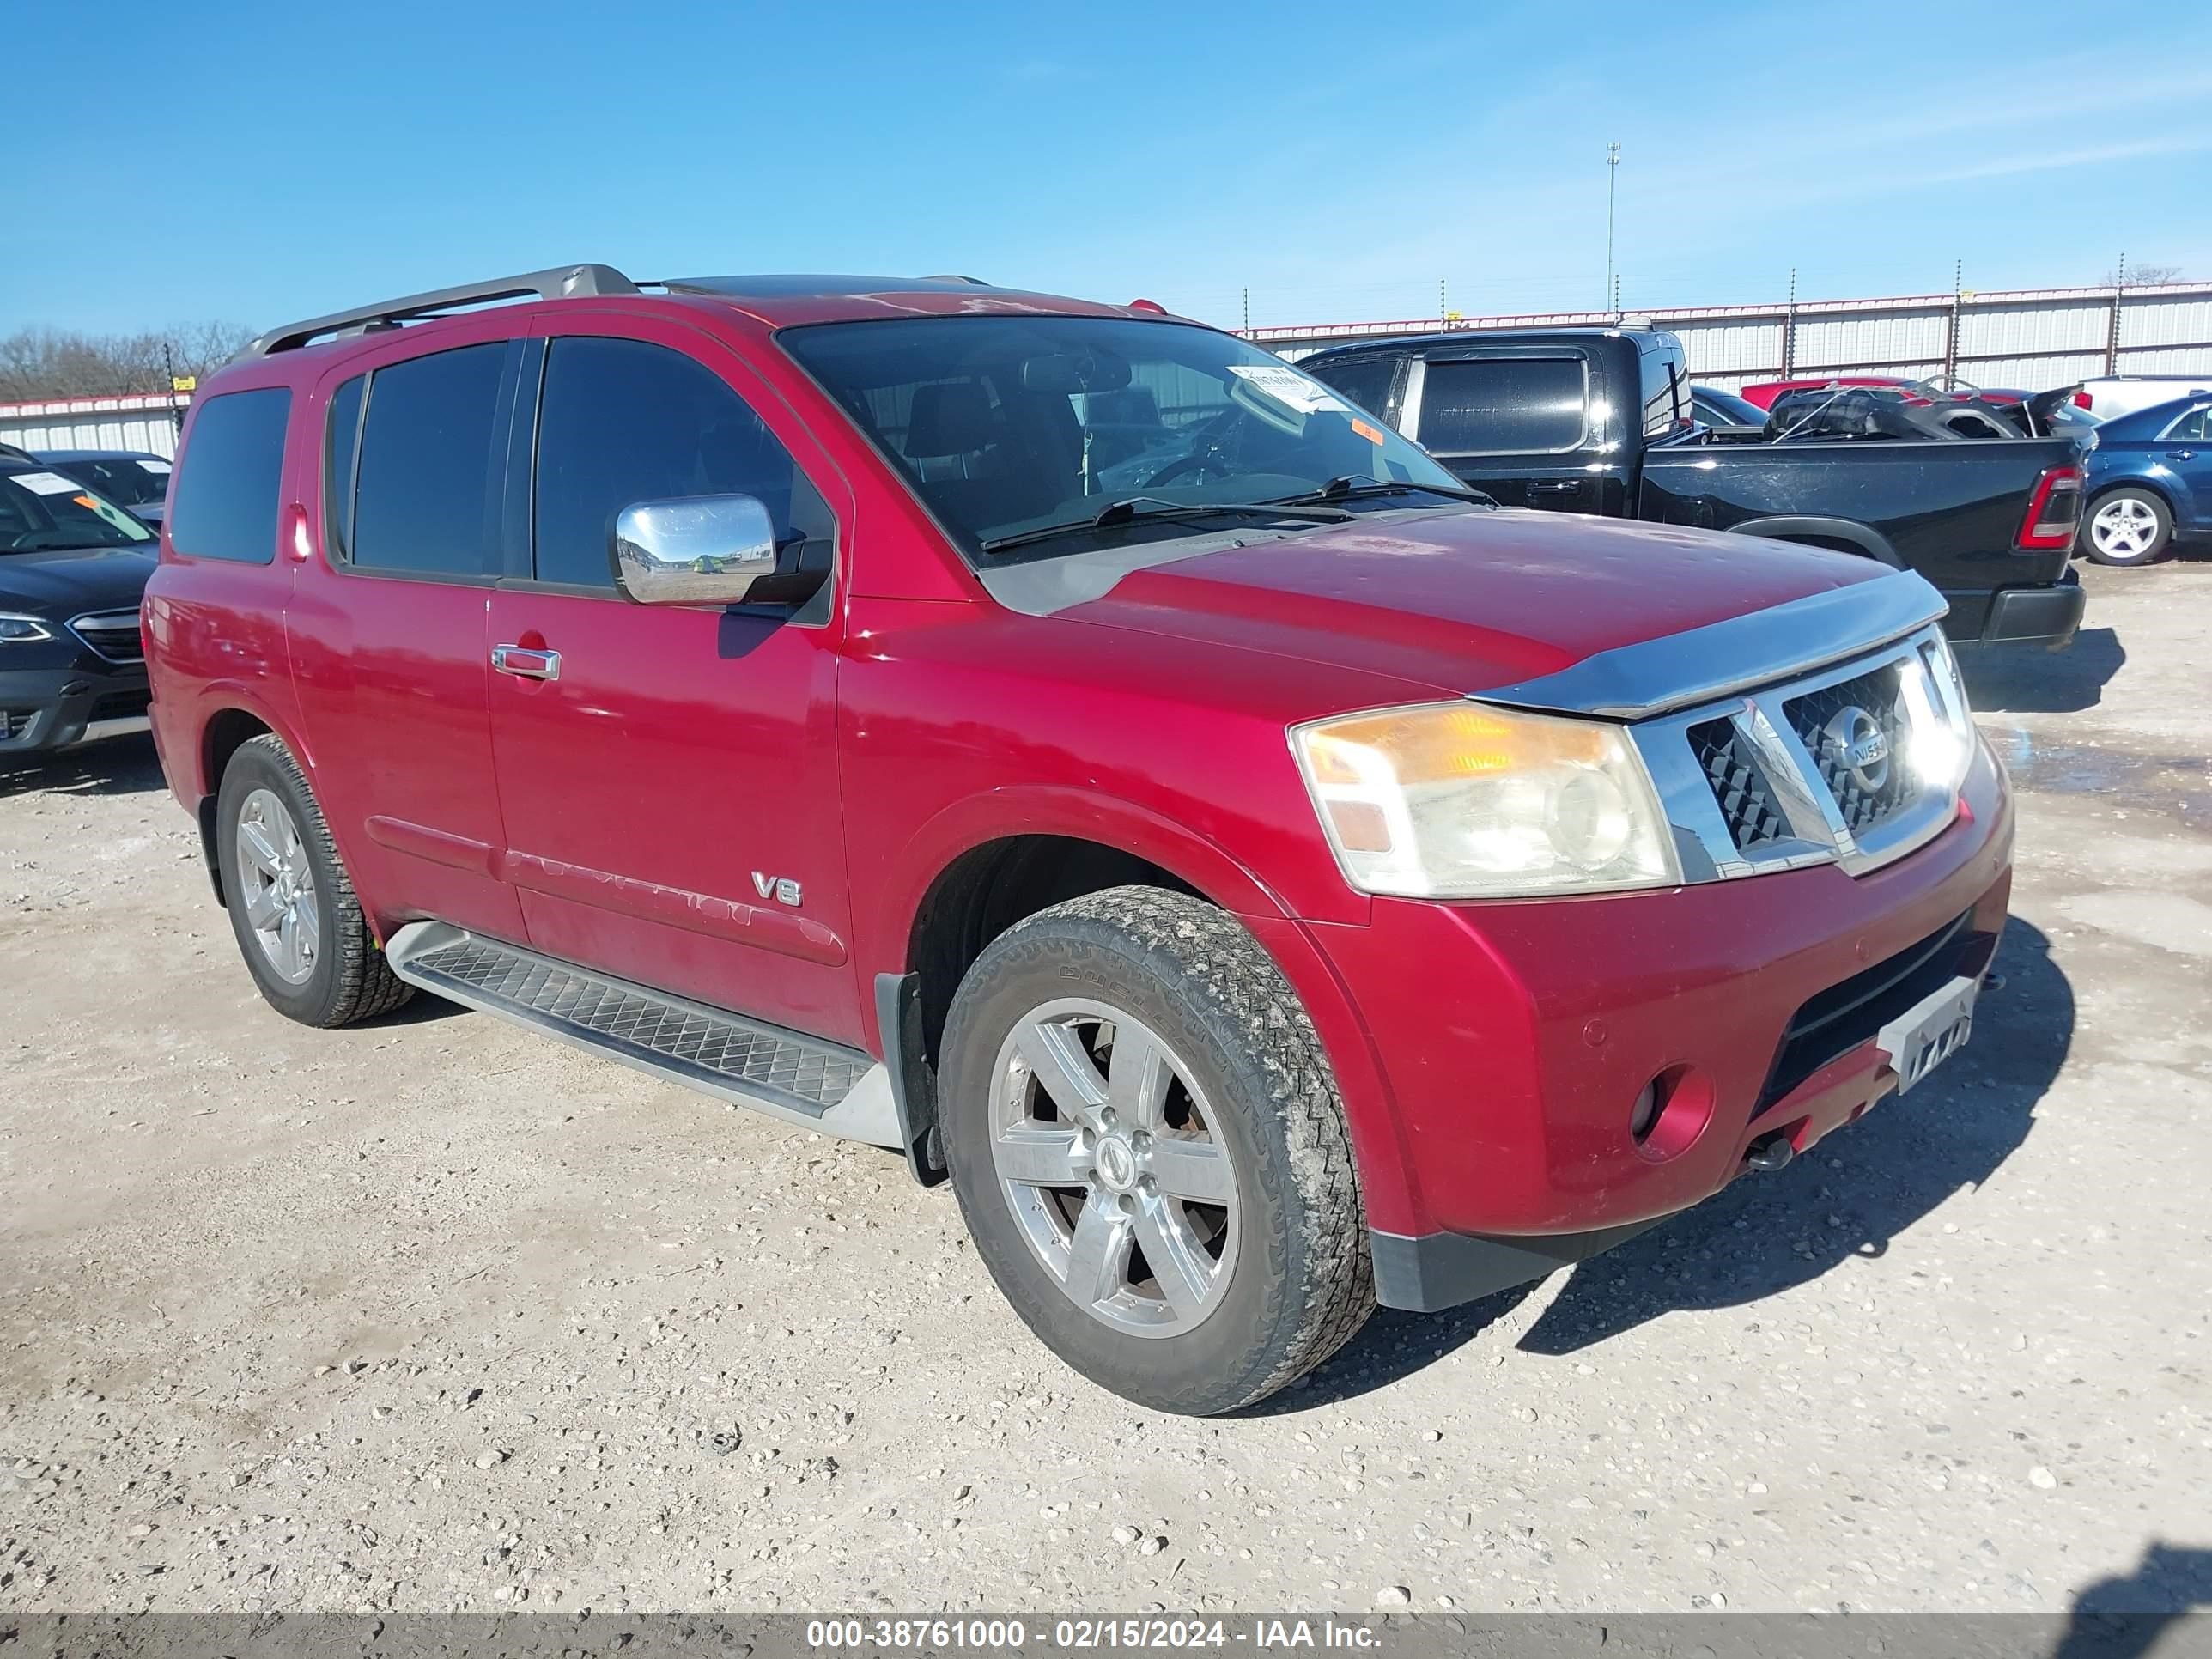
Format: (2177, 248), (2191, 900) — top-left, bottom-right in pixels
(2104, 264), (2185, 287)
(0, 322), (256, 401)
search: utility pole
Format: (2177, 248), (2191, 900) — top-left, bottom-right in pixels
(1242, 287), (1249, 332)
(1439, 276), (1446, 323)
(1606, 142), (1621, 311)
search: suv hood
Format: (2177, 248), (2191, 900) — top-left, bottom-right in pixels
(0, 547), (157, 617)
(1037, 508), (1893, 697)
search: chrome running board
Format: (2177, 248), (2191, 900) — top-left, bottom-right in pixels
(383, 921), (902, 1148)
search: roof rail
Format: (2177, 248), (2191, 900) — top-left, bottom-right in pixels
(241, 263), (639, 357)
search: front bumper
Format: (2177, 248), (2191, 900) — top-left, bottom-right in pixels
(1310, 737), (2014, 1310)
(0, 662), (154, 755)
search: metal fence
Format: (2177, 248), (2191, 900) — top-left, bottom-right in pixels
(0, 392), (191, 459)
(1248, 279), (2212, 392)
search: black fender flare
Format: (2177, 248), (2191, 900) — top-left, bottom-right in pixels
(1726, 515), (1905, 568)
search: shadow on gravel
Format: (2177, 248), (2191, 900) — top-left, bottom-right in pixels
(0, 731), (165, 799)
(1962, 625), (2125, 714)
(1267, 916), (2074, 1408)
(1514, 915), (2071, 1355)
(2057, 1543), (2212, 1656)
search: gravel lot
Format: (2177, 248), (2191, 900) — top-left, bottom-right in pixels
(3, 562), (2208, 1617)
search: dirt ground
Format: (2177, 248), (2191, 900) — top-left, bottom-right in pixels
(2, 562), (2208, 1617)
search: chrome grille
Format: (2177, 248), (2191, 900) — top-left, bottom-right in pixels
(1629, 622), (1971, 884)
(1784, 664), (1913, 836)
(69, 609), (146, 665)
(1686, 718), (1791, 851)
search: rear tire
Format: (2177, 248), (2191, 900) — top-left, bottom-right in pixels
(2081, 487), (2172, 566)
(939, 887), (1371, 1414)
(215, 734), (412, 1028)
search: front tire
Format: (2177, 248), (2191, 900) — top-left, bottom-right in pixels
(2081, 487), (2172, 565)
(215, 734), (412, 1027)
(939, 887), (1372, 1414)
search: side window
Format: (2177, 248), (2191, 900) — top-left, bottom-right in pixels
(1417, 357), (1587, 453)
(2165, 406), (2210, 441)
(1308, 357), (1401, 427)
(532, 337), (835, 591)
(1641, 351), (1686, 438)
(168, 387), (293, 563)
(323, 374), (365, 562)
(350, 343), (510, 578)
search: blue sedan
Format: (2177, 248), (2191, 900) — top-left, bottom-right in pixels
(2080, 394), (2212, 565)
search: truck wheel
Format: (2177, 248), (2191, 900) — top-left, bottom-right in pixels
(215, 734), (412, 1028)
(938, 887), (1372, 1414)
(2081, 488), (2172, 565)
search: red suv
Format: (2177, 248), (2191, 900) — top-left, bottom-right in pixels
(146, 265), (2013, 1414)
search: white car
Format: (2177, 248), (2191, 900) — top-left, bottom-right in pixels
(2075, 375), (2212, 424)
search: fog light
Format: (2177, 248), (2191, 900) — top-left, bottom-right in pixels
(1631, 1065), (1717, 1161)
(1629, 1079), (1662, 1141)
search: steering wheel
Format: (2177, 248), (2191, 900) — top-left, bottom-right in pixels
(1138, 407), (1243, 489)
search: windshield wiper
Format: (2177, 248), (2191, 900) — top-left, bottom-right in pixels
(1273, 473), (1498, 508)
(979, 495), (1352, 555)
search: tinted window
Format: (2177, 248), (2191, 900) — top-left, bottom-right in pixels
(1417, 357), (1586, 453)
(532, 337), (835, 590)
(351, 344), (509, 577)
(168, 388), (292, 563)
(324, 374), (365, 561)
(1309, 356), (1399, 425)
(2164, 406), (2211, 441)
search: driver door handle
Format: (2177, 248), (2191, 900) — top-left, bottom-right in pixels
(492, 644), (561, 680)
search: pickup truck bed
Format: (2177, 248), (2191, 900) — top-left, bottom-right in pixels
(1300, 327), (2087, 647)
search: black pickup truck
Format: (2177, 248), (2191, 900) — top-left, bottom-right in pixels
(1299, 327), (2087, 647)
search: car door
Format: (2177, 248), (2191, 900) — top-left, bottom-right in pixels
(483, 319), (863, 1046)
(2155, 404), (2212, 529)
(285, 328), (528, 942)
(1401, 347), (1607, 512)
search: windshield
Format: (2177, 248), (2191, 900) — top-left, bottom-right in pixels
(52, 455), (171, 507)
(0, 466), (158, 553)
(781, 316), (1468, 562)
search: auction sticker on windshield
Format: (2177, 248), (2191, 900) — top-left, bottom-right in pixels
(9, 471), (83, 495)
(1226, 364), (1349, 415)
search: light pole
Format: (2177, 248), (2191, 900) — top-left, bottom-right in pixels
(1606, 142), (1621, 314)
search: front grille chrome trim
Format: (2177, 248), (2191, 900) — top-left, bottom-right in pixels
(67, 608), (146, 665)
(1629, 623), (1970, 884)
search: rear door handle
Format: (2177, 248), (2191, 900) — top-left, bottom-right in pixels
(1529, 480), (1583, 495)
(2164, 449), (2197, 461)
(491, 644), (561, 680)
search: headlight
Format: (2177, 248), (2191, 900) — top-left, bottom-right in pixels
(1291, 701), (1681, 899)
(1908, 633), (1977, 790)
(0, 613), (55, 644)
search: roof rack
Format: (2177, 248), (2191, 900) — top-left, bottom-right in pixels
(240, 263), (639, 357)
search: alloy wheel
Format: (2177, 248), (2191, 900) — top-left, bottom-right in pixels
(2090, 496), (2161, 560)
(988, 997), (1240, 1338)
(235, 787), (320, 986)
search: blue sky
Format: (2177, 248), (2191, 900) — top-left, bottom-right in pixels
(9, 0), (2209, 337)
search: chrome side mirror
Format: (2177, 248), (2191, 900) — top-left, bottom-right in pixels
(611, 495), (779, 606)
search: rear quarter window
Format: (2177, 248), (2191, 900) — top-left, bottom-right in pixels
(168, 388), (293, 563)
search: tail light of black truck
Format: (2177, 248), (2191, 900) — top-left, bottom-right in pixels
(2015, 465), (2082, 550)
